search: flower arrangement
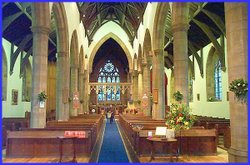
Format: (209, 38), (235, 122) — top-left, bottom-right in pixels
(165, 103), (196, 130)
(173, 91), (183, 102)
(38, 91), (48, 102)
(229, 78), (248, 103)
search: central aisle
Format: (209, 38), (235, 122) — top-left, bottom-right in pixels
(97, 119), (130, 163)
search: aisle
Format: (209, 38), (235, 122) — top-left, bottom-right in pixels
(97, 119), (130, 163)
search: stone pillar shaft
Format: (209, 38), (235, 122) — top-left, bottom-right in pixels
(133, 71), (139, 101)
(172, 2), (189, 104)
(152, 49), (165, 119)
(84, 71), (89, 113)
(70, 66), (79, 116)
(78, 72), (84, 115)
(225, 3), (248, 162)
(30, 26), (50, 128)
(56, 52), (68, 121)
(142, 63), (151, 116)
(138, 72), (143, 100)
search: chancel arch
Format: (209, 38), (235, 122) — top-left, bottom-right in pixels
(88, 33), (132, 74)
(89, 38), (130, 113)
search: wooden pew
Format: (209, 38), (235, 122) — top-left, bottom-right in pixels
(2, 117), (30, 148)
(6, 130), (91, 158)
(223, 126), (231, 148)
(134, 128), (217, 156)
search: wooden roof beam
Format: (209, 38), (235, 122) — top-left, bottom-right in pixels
(3, 11), (22, 32)
(188, 41), (204, 77)
(10, 34), (32, 75)
(20, 47), (32, 78)
(201, 8), (226, 36)
(193, 18), (225, 69)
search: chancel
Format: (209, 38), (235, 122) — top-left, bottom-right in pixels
(1, 2), (248, 163)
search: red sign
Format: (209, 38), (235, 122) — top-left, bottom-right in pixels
(64, 131), (86, 138)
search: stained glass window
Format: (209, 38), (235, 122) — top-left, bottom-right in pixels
(97, 60), (120, 101)
(214, 60), (222, 100)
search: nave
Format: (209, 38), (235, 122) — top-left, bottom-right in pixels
(2, 2), (248, 163)
(2, 114), (228, 163)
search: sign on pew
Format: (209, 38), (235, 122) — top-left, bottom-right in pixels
(64, 131), (86, 138)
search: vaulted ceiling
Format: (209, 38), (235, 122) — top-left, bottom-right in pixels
(77, 2), (147, 45)
(2, 2), (225, 76)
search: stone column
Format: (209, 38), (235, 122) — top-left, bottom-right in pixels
(132, 70), (139, 101)
(138, 71), (143, 100)
(152, 49), (165, 119)
(70, 66), (79, 116)
(63, 57), (70, 121)
(30, 26), (50, 128)
(56, 51), (68, 121)
(142, 60), (151, 116)
(172, 2), (189, 105)
(78, 72), (84, 115)
(225, 3), (248, 162)
(84, 71), (89, 113)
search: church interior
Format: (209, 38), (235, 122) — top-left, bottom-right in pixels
(1, 2), (248, 163)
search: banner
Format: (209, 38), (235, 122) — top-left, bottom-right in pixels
(73, 91), (80, 109)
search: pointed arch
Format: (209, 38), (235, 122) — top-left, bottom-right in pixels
(206, 46), (222, 101)
(52, 2), (69, 53)
(2, 46), (7, 101)
(52, 2), (69, 120)
(89, 33), (132, 73)
(137, 44), (143, 72)
(133, 53), (137, 70)
(70, 30), (79, 67)
(152, 3), (171, 50)
(79, 46), (85, 73)
(143, 28), (152, 63)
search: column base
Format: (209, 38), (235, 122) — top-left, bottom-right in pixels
(30, 109), (46, 128)
(228, 147), (248, 162)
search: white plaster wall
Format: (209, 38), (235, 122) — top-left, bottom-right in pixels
(2, 39), (32, 117)
(64, 2), (83, 56)
(134, 2), (158, 54)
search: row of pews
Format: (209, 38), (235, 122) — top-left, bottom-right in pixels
(2, 110), (59, 149)
(193, 115), (231, 148)
(119, 114), (218, 157)
(5, 114), (104, 159)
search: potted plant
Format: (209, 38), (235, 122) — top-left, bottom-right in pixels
(229, 78), (248, 103)
(38, 91), (48, 108)
(173, 91), (183, 102)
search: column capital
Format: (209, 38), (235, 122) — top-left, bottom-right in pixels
(142, 60), (147, 67)
(71, 65), (79, 69)
(57, 51), (68, 57)
(31, 26), (50, 35)
(133, 70), (138, 77)
(172, 23), (190, 33)
(153, 49), (164, 56)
